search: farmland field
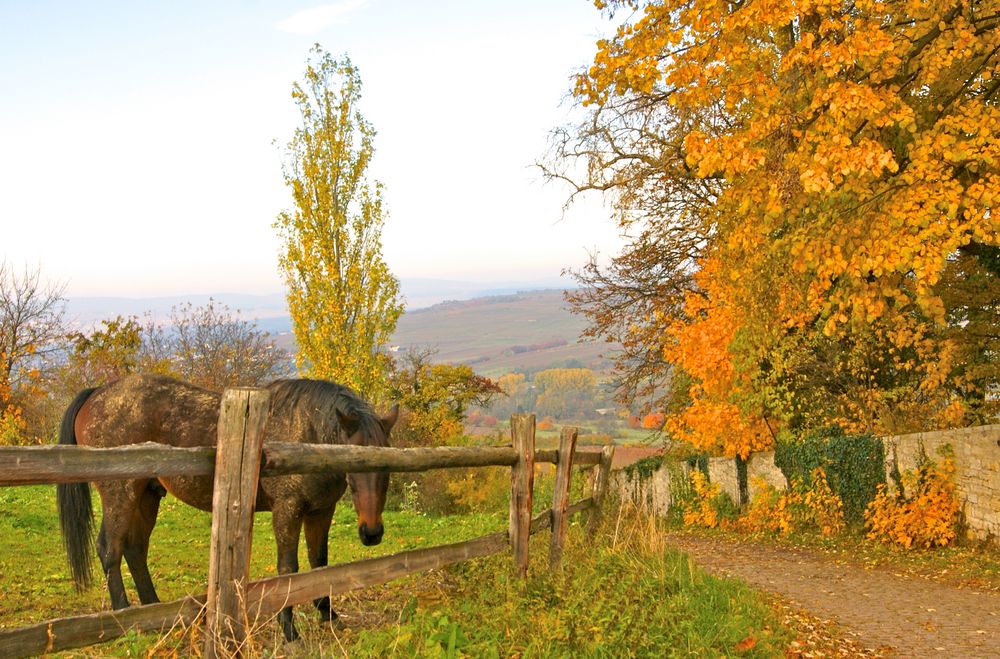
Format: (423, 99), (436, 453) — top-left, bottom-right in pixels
(381, 290), (616, 375)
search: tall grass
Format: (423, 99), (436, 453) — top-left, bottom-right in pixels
(346, 504), (790, 658)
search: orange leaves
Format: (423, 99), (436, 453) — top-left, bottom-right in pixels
(572, 0), (999, 442)
(737, 469), (845, 537)
(641, 412), (665, 429)
(864, 451), (961, 549)
(661, 258), (773, 458)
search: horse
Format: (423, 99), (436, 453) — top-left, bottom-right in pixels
(55, 373), (398, 642)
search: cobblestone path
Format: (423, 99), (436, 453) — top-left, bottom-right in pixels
(668, 533), (1000, 657)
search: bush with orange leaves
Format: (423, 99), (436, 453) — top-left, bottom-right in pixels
(865, 449), (962, 549)
(641, 412), (665, 430)
(738, 469), (845, 537)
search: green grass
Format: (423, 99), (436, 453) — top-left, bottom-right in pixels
(0, 487), (793, 657)
(346, 508), (790, 658)
(0, 485), (503, 655)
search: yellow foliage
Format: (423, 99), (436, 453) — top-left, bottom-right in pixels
(865, 453), (961, 549)
(681, 470), (721, 528)
(275, 47), (402, 400)
(738, 469), (845, 536)
(573, 0), (1000, 438)
(0, 403), (26, 446)
(444, 467), (509, 512)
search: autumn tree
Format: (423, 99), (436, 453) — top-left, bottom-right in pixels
(488, 372), (534, 419)
(551, 0), (999, 453)
(389, 349), (502, 446)
(0, 262), (65, 444)
(57, 315), (149, 402)
(641, 412), (665, 430)
(276, 46), (403, 400)
(146, 300), (289, 391)
(64, 316), (144, 387)
(534, 367), (598, 419)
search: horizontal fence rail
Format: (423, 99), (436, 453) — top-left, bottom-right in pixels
(0, 443), (602, 486)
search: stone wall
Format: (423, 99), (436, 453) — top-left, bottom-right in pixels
(883, 425), (1000, 541)
(613, 460), (684, 517)
(746, 450), (787, 500)
(708, 456), (740, 505)
(613, 424), (1000, 542)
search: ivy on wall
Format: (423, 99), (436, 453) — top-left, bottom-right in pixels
(774, 427), (885, 526)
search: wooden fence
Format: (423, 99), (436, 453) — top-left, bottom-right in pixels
(0, 388), (615, 658)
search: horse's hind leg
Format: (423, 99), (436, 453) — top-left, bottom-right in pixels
(304, 508), (336, 623)
(123, 480), (166, 605)
(95, 516), (130, 610)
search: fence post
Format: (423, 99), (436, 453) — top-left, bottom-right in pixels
(548, 426), (578, 569)
(509, 414), (535, 578)
(204, 388), (270, 659)
(587, 444), (615, 536)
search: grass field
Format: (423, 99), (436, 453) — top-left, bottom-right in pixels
(0, 485), (792, 657)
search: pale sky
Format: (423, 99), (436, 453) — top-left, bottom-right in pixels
(0, 0), (622, 298)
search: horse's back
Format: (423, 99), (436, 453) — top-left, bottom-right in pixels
(75, 374), (221, 450)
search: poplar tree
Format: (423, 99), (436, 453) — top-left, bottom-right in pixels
(276, 46), (403, 400)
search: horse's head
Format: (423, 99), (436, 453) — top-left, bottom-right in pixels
(338, 404), (399, 546)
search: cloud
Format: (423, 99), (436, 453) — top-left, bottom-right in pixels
(275, 0), (371, 35)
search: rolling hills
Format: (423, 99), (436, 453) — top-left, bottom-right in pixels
(390, 289), (617, 375)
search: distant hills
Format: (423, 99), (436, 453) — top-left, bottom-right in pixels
(390, 289), (616, 376)
(65, 279), (617, 376)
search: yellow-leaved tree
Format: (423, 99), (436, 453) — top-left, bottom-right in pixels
(275, 46), (403, 400)
(550, 0), (999, 453)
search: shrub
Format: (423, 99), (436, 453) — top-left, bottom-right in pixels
(864, 447), (961, 549)
(739, 478), (793, 534)
(738, 468), (845, 536)
(641, 412), (666, 429)
(0, 404), (26, 446)
(681, 471), (738, 528)
(444, 466), (510, 512)
(579, 432), (612, 445)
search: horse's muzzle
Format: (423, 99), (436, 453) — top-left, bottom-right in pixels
(359, 521), (383, 546)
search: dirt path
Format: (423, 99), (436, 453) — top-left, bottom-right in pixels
(668, 533), (1000, 657)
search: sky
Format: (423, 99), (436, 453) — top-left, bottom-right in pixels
(0, 0), (624, 299)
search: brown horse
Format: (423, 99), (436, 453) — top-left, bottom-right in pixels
(56, 373), (397, 642)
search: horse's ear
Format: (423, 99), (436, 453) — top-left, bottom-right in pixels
(381, 404), (399, 432)
(336, 410), (360, 435)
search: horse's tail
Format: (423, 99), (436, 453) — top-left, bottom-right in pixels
(56, 387), (99, 591)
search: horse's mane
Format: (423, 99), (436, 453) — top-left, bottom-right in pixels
(265, 379), (387, 446)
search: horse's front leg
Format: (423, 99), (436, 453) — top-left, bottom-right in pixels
(304, 507), (336, 623)
(271, 505), (304, 642)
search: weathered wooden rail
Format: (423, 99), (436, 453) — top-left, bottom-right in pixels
(0, 388), (615, 659)
(0, 443), (599, 487)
